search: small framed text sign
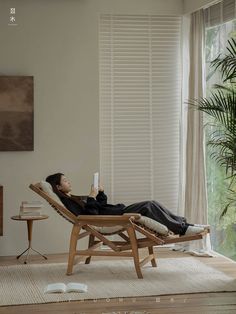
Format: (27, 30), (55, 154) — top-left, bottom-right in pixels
(0, 76), (34, 151)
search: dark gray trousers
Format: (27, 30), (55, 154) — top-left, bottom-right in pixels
(123, 200), (190, 235)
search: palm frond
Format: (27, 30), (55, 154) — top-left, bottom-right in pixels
(212, 84), (235, 93)
(221, 203), (231, 217)
(190, 89), (236, 134)
(211, 38), (236, 82)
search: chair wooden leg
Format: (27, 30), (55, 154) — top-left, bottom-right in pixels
(126, 225), (143, 279)
(67, 224), (81, 275)
(85, 234), (95, 264)
(148, 246), (157, 267)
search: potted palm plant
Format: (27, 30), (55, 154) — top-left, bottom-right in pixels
(190, 37), (236, 217)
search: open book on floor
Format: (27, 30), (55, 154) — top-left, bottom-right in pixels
(44, 282), (88, 294)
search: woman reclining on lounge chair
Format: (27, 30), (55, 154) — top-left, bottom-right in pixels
(46, 173), (209, 236)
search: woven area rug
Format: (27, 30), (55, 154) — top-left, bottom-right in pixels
(1, 257), (236, 306)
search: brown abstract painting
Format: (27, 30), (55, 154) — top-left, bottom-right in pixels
(0, 76), (34, 151)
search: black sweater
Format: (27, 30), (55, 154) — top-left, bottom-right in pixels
(60, 191), (126, 217)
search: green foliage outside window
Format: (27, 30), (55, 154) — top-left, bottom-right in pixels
(205, 21), (236, 261)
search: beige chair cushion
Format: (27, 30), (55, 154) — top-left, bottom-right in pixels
(137, 215), (168, 235)
(39, 180), (168, 235)
(96, 216), (169, 235)
(95, 217), (168, 235)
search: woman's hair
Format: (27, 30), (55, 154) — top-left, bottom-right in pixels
(46, 173), (84, 208)
(46, 173), (66, 198)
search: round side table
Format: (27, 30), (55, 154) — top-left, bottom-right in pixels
(11, 215), (49, 264)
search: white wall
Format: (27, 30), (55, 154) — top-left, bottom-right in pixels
(0, 0), (183, 256)
(183, 0), (216, 14)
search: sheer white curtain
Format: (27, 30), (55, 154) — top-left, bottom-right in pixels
(177, 9), (212, 256)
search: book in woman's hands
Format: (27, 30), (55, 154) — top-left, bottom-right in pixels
(44, 282), (87, 294)
(93, 172), (99, 190)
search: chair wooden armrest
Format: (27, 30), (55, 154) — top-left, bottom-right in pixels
(77, 214), (141, 221)
(76, 214), (141, 227)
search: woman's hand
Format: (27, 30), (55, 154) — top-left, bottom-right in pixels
(98, 184), (104, 192)
(89, 185), (98, 199)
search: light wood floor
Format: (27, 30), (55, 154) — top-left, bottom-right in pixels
(0, 248), (236, 314)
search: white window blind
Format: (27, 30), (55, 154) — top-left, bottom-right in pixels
(99, 14), (182, 211)
(204, 0), (236, 27)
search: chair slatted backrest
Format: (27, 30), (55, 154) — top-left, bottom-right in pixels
(29, 183), (78, 224)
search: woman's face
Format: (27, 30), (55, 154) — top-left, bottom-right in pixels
(57, 175), (72, 194)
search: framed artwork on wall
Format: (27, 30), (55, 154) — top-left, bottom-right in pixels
(0, 76), (34, 151)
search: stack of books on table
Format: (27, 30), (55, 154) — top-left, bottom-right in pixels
(19, 201), (43, 218)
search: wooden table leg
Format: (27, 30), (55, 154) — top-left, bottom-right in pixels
(27, 220), (33, 248)
(17, 220), (47, 264)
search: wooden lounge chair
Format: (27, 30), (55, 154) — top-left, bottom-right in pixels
(29, 182), (210, 279)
